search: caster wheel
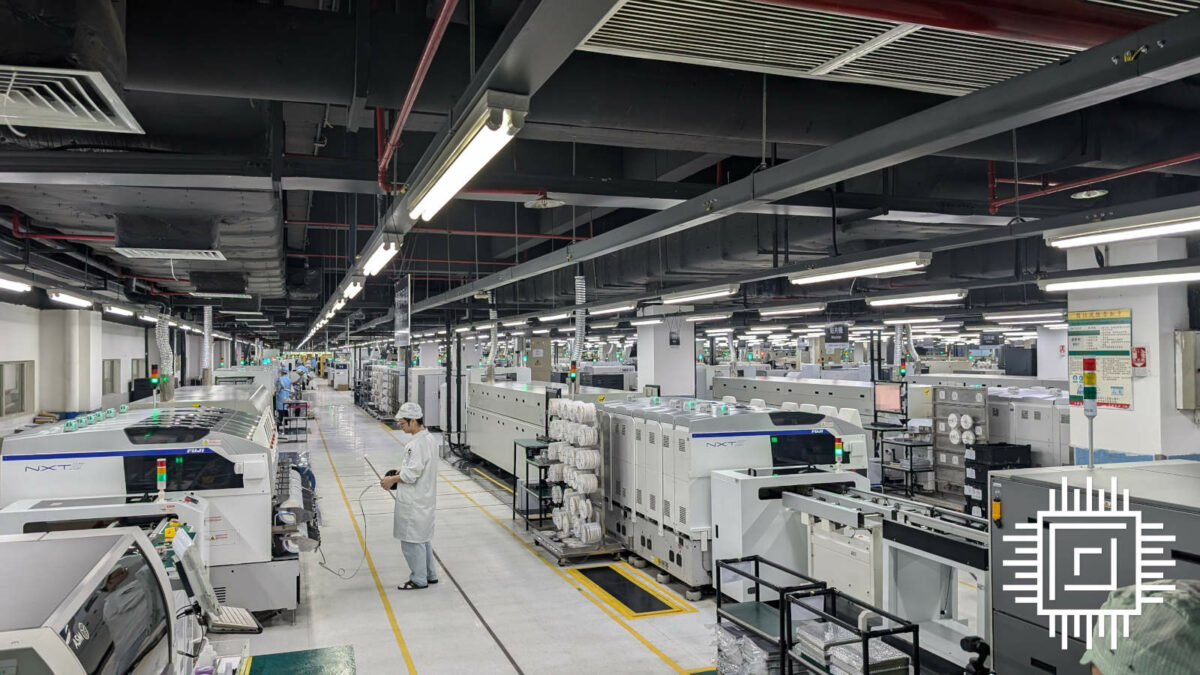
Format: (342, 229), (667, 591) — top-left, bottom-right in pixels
(685, 589), (702, 602)
(557, 559), (567, 567)
(656, 572), (670, 584)
(632, 558), (648, 569)
(613, 554), (622, 562)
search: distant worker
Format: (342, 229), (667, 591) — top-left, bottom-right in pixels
(294, 364), (309, 391)
(378, 402), (439, 590)
(1081, 578), (1200, 674)
(275, 367), (292, 430)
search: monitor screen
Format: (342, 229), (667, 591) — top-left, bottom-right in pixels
(770, 432), (839, 466)
(874, 382), (904, 414)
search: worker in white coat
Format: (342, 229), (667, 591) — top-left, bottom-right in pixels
(379, 401), (440, 589)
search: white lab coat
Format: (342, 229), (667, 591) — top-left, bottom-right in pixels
(392, 428), (438, 542)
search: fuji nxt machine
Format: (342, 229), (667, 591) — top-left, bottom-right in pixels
(597, 396), (869, 593)
(0, 529), (187, 675)
(0, 405), (313, 612)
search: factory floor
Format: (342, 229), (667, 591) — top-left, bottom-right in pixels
(217, 383), (718, 674)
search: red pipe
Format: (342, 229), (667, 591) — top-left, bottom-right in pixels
(753, 0), (1154, 49)
(990, 151), (1200, 212)
(376, 0), (461, 193)
(11, 210), (115, 242)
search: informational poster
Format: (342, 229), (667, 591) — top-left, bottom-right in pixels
(1068, 309), (1132, 409)
(394, 275), (411, 349)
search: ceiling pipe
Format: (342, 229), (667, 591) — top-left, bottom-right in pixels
(283, 219), (586, 240)
(10, 210), (115, 242)
(753, 0), (1156, 49)
(286, 251), (512, 266)
(376, 0), (460, 193)
(990, 150), (1200, 212)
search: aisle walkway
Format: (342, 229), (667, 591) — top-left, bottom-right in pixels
(231, 384), (717, 674)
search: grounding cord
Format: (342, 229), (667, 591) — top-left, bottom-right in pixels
(316, 484), (375, 580)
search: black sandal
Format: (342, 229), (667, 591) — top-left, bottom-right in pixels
(397, 581), (427, 590)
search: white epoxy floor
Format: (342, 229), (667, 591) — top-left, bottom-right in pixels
(221, 384), (718, 674)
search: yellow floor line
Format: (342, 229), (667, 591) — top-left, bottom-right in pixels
(618, 561), (701, 612)
(472, 467), (514, 494)
(437, 473), (687, 674)
(316, 422), (418, 674)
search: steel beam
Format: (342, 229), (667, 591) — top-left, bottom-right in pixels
(411, 12), (1200, 313)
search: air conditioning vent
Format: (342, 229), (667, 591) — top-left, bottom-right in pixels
(0, 65), (143, 134)
(113, 215), (225, 260)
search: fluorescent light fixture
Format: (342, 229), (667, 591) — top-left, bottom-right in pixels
(661, 283), (739, 305)
(589, 304), (635, 316)
(705, 327), (735, 334)
(591, 321), (618, 330)
(139, 314), (157, 323)
(882, 316), (944, 325)
(0, 278), (31, 292)
(1039, 265), (1200, 292)
(1046, 213), (1200, 249)
(631, 318), (663, 326)
(333, 298), (346, 311)
(867, 289), (967, 307)
(788, 252), (931, 286)
(502, 319), (527, 328)
(189, 291), (252, 299)
(531, 328), (550, 335)
(1043, 323), (1070, 330)
(758, 302), (826, 317)
(363, 241), (399, 276)
(539, 313), (571, 322)
(168, 321), (178, 327)
(344, 279), (365, 299)
(747, 327), (774, 334)
(407, 92), (527, 222)
(48, 290), (92, 308)
(437, 330), (446, 335)
(984, 310), (1064, 321)
(454, 326), (472, 333)
(104, 306), (134, 317)
(686, 313), (731, 323)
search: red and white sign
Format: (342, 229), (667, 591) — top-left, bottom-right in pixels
(1131, 346), (1147, 369)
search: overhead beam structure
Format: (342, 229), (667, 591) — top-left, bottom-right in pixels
(411, 10), (1200, 312)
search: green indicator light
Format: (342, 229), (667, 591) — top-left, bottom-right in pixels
(835, 448), (844, 456)
(264, 357), (271, 364)
(771, 436), (778, 444)
(150, 377), (159, 384)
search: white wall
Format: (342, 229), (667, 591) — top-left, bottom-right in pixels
(1036, 327), (1068, 381)
(0, 303), (43, 434)
(101, 321), (147, 408)
(636, 306), (697, 396)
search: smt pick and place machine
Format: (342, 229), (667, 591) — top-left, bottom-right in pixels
(596, 396), (869, 596)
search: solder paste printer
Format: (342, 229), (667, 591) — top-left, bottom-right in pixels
(597, 396), (869, 596)
(0, 405), (315, 612)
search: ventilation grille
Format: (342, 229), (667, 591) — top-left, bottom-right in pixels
(581, 0), (1076, 95)
(636, 488), (643, 505)
(677, 438), (686, 453)
(664, 499), (671, 520)
(111, 247), (227, 261)
(678, 506), (686, 525)
(649, 494), (657, 511)
(0, 65), (143, 134)
(213, 586), (227, 604)
(1087, 0), (1200, 15)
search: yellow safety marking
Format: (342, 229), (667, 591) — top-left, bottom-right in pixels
(238, 656), (252, 675)
(565, 564), (693, 619)
(436, 473), (688, 673)
(316, 422), (418, 674)
(617, 561), (700, 613)
(472, 467), (514, 494)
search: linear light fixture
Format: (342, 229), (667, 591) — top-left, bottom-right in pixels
(502, 319), (527, 328)
(591, 321), (618, 330)
(344, 278), (365, 299)
(531, 328), (550, 335)
(0, 278), (31, 292)
(882, 316), (945, 325)
(788, 252), (932, 286)
(661, 283), (739, 305)
(867, 289), (966, 307)
(1038, 264), (1200, 292)
(138, 314), (157, 323)
(758, 302), (826, 317)
(49, 291), (92, 308)
(1043, 323), (1070, 330)
(189, 291), (252, 299)
(631, 318), (663, 326)
(454, 326), (472, 333)
(333, 298), (347, 312)
(983, 310), (1065, 321)
(589, 304), (635, 316)
(104, 306), (134, 317)
(686, 313), (731, 323)
(407, 91), (528, 222)
(705, 327), (735, 334)
(1045, 207), (1200, 249)
(539, 312), (571, 322)
(363, 241), (399, 276)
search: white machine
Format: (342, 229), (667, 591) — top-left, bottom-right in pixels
(132, 385), (277, 448)
(407, 366), (446, 427)
(0, 529), (186, 675)
(695, 363), (731, 399)
(212, 365), (276, 390)
(597, 396), (869, 592)
(465, 380), (628, 476)
(984, 386), (1072, 467)
(712, 375), (876, 419)
(368, 362), (405, 418)
(0, 406), (311, 611)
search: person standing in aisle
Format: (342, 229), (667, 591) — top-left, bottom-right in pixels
(379, 402), (440, 589)
(275, 366), (292, 430)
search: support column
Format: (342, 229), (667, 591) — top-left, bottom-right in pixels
(635, 306), (696, 396)
(38, 309), (102, 412)
(419, 341), (440, 366)
(1066, 238), (1195, 461)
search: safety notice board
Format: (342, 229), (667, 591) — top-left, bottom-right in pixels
(1068, 309), (1132, 409)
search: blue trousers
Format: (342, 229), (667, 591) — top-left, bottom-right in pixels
(401, 541), (437, 587)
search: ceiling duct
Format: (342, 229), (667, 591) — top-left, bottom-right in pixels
(0, 66), (143, 134)
(112, 214), (226, 260)
(189, 271), (250, 299)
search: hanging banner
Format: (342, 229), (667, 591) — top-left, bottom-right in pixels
(394, 275), (411, 349)
(1068, 309), (1132, 409)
